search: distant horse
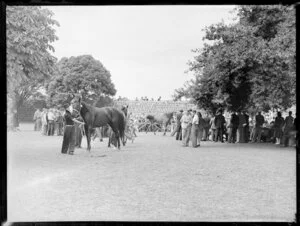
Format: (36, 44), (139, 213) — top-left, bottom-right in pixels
(144, 112), (174, 135)
(72, 97), (126, 151)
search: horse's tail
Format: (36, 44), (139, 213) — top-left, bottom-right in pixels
(119, 111), (126, 145)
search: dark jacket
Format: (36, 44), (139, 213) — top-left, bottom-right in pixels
(176, 113), (183, 123)
(255, 114), (265, 127)
(64, 110), (74, 126)
(214, 114), (226, 129)
(230, 113), (239, 128)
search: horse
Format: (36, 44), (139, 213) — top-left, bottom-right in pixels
(144, 112), (174, 135)
(72, 97), (126, 151)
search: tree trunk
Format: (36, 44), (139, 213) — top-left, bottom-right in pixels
(7, 94), (18, 131)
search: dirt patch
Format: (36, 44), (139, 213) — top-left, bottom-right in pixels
(7, 123), (296, 222)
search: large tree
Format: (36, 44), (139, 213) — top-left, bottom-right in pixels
(46, 55), (117, 107)
(175, 5), (295, 113)
(7, 6), (59, 129)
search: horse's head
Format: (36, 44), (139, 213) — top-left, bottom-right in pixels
(71, 95), (82, 113)
(121, 105), (129, 117)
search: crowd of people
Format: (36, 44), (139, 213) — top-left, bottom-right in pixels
(32, 105), (297, 154)
(33, 107), (65, 136)
(169, 108), (297, 148)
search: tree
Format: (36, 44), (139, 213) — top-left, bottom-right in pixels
(7, 6), (59, 129)
(46, 55), (117, 107)
(175, 5), (295, 113)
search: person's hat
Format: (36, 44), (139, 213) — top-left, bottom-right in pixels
(179, 110), (183, 112)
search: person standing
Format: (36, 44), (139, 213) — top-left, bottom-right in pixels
(41, 108), (48, 135)
(56, 109), (64, 136)
(191, 111), (200, 147)
(33, 108), (42, 131)
(274, 112), (285, 145)
(170, 112), (177, 135)
(228, 112), (239, 143)
(47, 108), (56, 136)
(237, 111), (246, 143)
(252, 111), (265, 143)
(61, 104), (84, 155)
(214, 109), (226, 142)
(282, 111), (294, 147)
(181, 110), (192, 147)
(243, 111), (250, 143)
(210, 115), (216, 141)
(175, 110), (183, 140)
(202, 113), (211, 141)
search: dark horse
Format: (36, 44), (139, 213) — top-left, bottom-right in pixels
(72, 97), (126, 151)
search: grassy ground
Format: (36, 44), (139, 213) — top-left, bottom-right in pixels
(7, 123), (296, 222)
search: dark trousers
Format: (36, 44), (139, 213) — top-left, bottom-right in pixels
(228, 127), (238, 143)
(211, 129), (216, 141)
(215, 127), (224, 142)
(202, 127), (209, 141)
(56, 122), (63, 135)
(75, 124), (83, 147)
(61, 125), (76, 154)
(176, 125), (182, 140)
(47, 120), (55, 136)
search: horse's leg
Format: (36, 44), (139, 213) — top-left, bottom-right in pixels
(107, 128), (112, 148)
(113, 129), (121, 150)
(99, 127), (103, 142)
(163, 123), (167, 136)
(85, 125), (91, 151)
(108, 122), (120, 149)
(84, 124), (89, 151)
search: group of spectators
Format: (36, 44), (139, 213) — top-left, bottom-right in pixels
(170, 108), (297, 148)
(134, 96), (162, 101)
(32, 105), (297, 151)
(33, 108), (65, 136)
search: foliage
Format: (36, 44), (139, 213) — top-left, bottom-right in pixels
(6, 6), (59, 129)
(7, 6), (59, 90)
(46, 55), (117, 107)
(175, 5), (295, 113)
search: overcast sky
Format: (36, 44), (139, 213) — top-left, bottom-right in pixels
(45, 5), (237, 100)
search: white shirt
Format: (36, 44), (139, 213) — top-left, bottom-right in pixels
(192, 114), (199, 124)
(181, 114), (192, 129)
(47, 111), (55, 121)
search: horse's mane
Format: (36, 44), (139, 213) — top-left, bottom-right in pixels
(80, 101), (94, 115)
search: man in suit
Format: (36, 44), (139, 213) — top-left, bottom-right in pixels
(214, 109), (226, 142)
(228, 111), (239, 143)
(251, 111), (265, 143)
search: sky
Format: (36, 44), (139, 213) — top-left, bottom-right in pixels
(45, 5), (237, 100)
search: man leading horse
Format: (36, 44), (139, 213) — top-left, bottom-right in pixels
(71, 96), (127, 151)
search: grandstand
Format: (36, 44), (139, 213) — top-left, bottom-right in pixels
(113, 100), (197, 116)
